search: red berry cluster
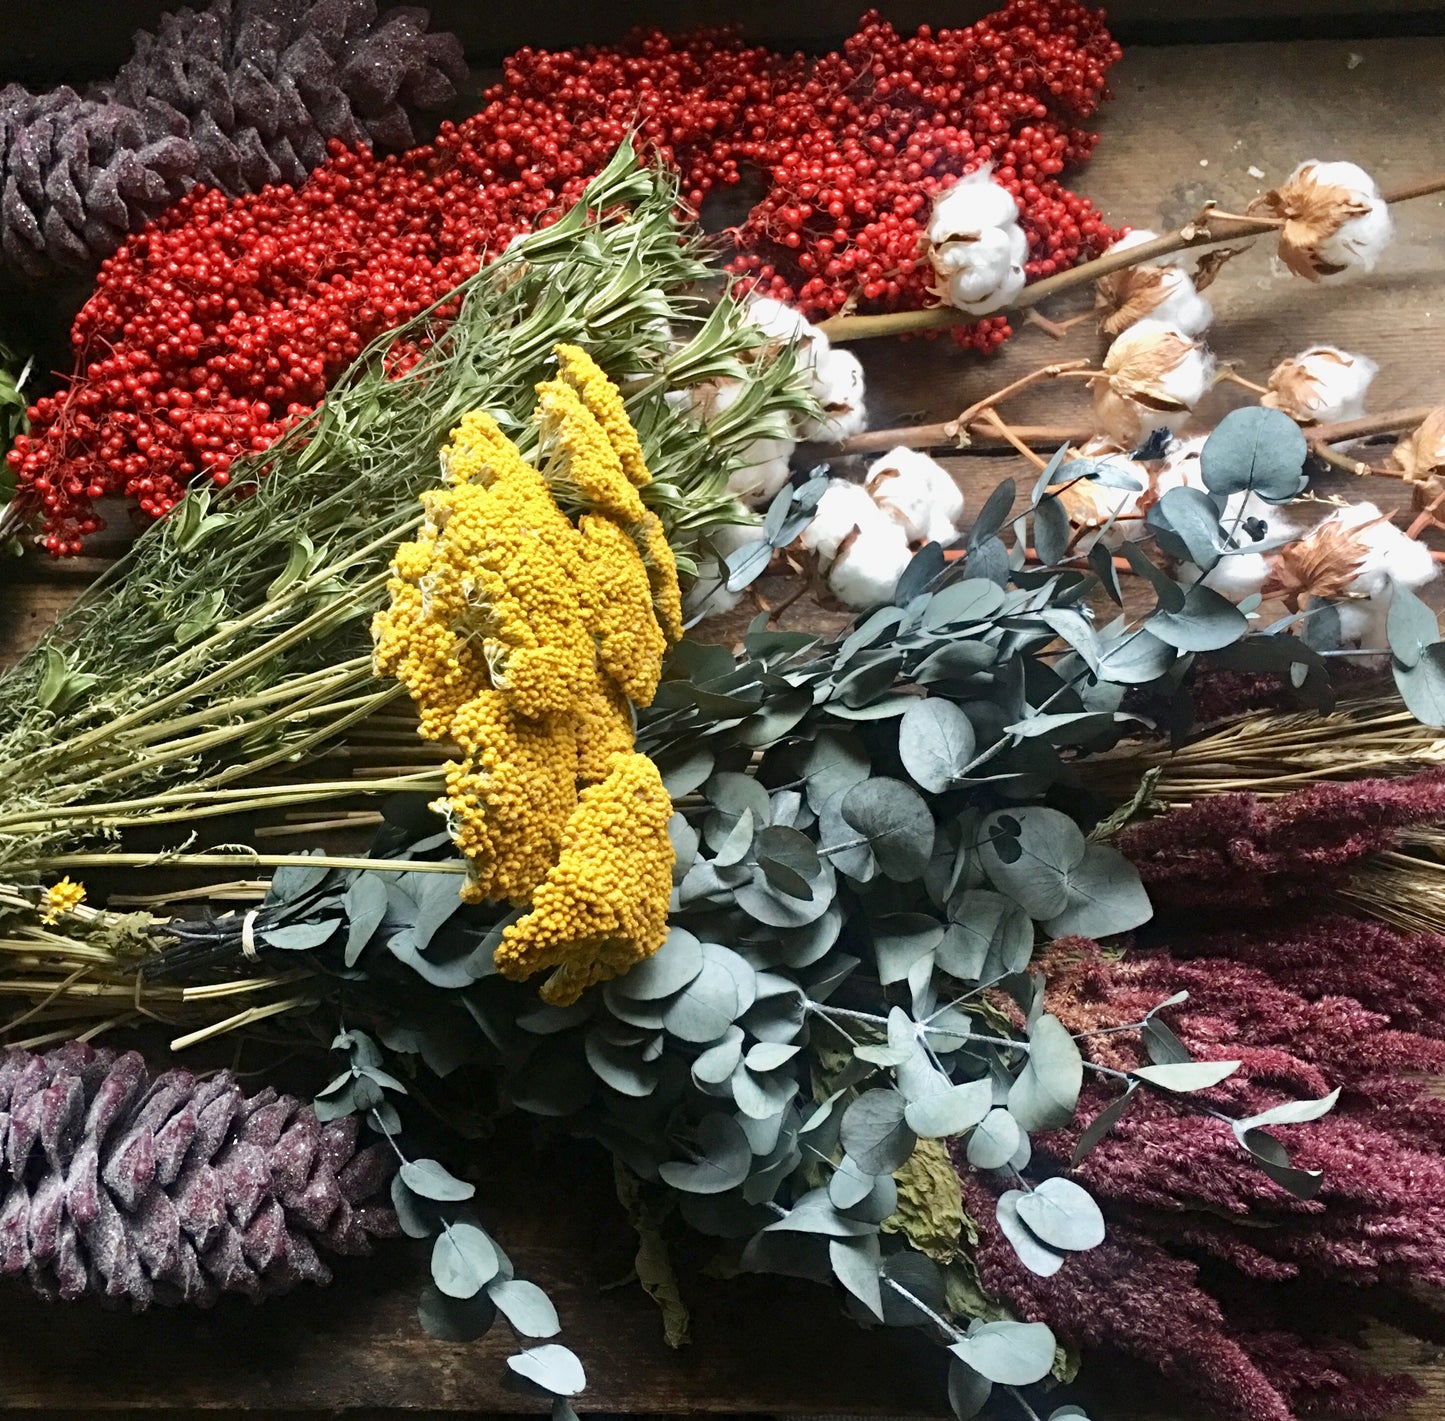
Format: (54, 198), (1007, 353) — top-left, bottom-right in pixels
(11, 2), (1120, 554)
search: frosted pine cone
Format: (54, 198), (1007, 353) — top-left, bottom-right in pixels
(0, 0), (466, 277)
(0, 1043), (396, 1309)
(103, 0), (468, 189)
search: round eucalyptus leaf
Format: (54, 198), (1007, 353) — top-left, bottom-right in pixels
(1007, 1014), (1083, 1131)
(951, 1320), (1057, 1386)
(764, 1186), (874, 1237)
(401, 1157), (476, 1203)
(391, 1173), (440, 1240)
(966, 1109), (1021, 1171)
(745, 1041), (801, 1073)
(995, 1189), (1065, 1277)
(800, 730), (872, 813)
(600, 984), (668, 1031)
(947, 1357), (993, 1421)
(840, 1089), (917, 1174)
(614, 926), (705, 1001)
(431, 1220), (500, 1299)
(701, 941), (758, 1017)
(657, 1112), (751, 1194)
(418, 1283), (497, 1342)
(583, 1026), (658, 1098)
(1199, 405), (1308, 502)
(1015, 1176), (1106, 1252)
(841, 778), (936, 882)
(691, 1026), (746, 1086)
(878, 1250), (946, 1327)
(734, 860), (837, 927)
(486, 1278), (561, 1339)
(828, 1154), (878, 1210)
(662, 956), (741, 1043)
(898, 698), (977, 794)
(506, 1344), (587, 1398)
(830, 1233), (884, 1320)
(818, 787), (878, 883)
(904, 1079), (994, 1139)
(840, 1170), (898, 1226)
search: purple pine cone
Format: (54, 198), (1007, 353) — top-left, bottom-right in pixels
(0, 1043), (396, 1310)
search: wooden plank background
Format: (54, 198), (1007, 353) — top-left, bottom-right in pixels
(5, 0), (1445, 81)
(0, 31), (1444, 1420)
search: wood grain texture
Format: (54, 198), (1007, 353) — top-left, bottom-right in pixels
(5, 0), (1445, 83)
(0, 34), (1444, 1418)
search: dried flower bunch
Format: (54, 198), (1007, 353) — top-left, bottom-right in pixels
(373, 356), (682, 1001)
(0, 0), (465, 277)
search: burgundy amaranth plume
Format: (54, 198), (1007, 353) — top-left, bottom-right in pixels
(0, 1043), (396, 1308)
(954, 932), (1445, 1421)
(1117, 769), (1445, 909)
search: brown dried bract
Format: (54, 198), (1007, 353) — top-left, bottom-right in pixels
(1252, 163), (1371, 281)
(1393, 407), (1445, 483)
(1264, 512), (1383, 606)
(1260, 347), (1353, 423)
(1094, 264), (1174, 336)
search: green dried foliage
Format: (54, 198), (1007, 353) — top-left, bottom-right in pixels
(0, 145), (812, 873)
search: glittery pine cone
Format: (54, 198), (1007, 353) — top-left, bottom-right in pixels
(1, 0), (467, 277)
(0, 1043), (397, 1309)
(0, 86), (196, 278)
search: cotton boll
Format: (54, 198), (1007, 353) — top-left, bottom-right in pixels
(1392, 407), (1445, 484)
(1096, 263), (1213, 337)
(1201, 551), (1272, 600)
(1337, 501), (1437, 597)
(864, 446), (966, 546)
(797, 347), (867, 442)
(1261, 345), (1378, 423)
(1091, 321), (1215, 446)
(1049, 442), (1151, 549)
(685, 517), (761, 620)
(1258, 160), (1393, 281)
(925, 165), (1029, 316)
(1334, 600), (1391, 652)
(744, 294), (831, 374)
(826, 516), (914, 609)
(938, 225), (1029, 315)
(726, 436), (796, 506)
(927, 165), (1022, 242)
(799, 479), (879, 564)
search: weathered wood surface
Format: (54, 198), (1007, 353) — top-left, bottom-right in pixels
(0, 33), (1444, 1418)
(7, 0), (1445, 83)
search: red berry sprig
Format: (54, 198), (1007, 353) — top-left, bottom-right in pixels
(10, 1), (1120, 554)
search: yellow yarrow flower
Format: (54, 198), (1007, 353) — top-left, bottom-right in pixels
(554, 343), (651, 489)
(495, 751), (675, 1005)
(535, 378), (648, 525)
(444, 690), (578, 905)
(42, 877), (86, 924)
(635, 510), (685, 645)
(574, 677), (636, 784)
(579, 513), (667, 707)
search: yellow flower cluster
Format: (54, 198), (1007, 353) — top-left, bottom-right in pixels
(42, 876), (86, 924)
(496, 751), (674, 1004)
(372, 346), (683, 992)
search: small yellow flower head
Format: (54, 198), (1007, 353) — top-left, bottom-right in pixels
(574, 676), (636, 784)
(371, 581), (478, 740)
(535, 377), (647, 525)
(579, 513), (667, 707)
(42, 876), (86, 924)
(439, 409), (524, 486)
(554, 343), (651, 489)
(635, 510), (684, 645)
(443, 690), (578, 905)
(495, 751), (675, 1005)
